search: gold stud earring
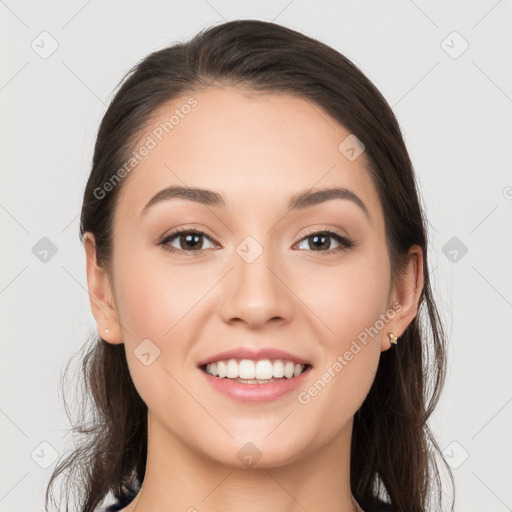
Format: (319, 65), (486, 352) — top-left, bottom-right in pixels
(388, 332), (398, 345)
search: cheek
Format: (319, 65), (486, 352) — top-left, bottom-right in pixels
(113, 248), (214, 341)
(112, 251), (211, 418)
(296, 254), (391, 346)
(293, 262), (388, 441)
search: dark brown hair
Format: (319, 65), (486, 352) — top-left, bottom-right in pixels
(45, 19), (454, 512)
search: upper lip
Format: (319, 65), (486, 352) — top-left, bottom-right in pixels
(197, 347), (312, 367)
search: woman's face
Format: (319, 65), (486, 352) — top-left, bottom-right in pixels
(87, 86), (420, 468)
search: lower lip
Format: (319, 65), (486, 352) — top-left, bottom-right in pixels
(199, 366), (312, 403)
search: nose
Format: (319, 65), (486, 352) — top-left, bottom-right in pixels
(218, 243), (295, 329)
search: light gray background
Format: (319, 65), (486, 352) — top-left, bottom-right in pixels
(1, 1), (511, 511)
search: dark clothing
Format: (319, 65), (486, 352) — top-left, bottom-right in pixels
(102, 485), (139, 511)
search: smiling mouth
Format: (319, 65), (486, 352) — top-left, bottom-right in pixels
(200, 358), (311, 383)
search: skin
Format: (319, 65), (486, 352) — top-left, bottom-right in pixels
(84, 85), (423, 512)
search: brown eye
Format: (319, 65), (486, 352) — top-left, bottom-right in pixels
(160, 229), (217, 254)
(295, 230), (355, 254)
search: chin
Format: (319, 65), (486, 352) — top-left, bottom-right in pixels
(198, 431), (311, 470)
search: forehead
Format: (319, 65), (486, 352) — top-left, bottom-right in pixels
(114, 85), (384, 226)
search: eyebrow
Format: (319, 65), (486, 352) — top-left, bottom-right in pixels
(141, 185), (370, 219)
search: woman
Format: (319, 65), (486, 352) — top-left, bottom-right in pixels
(45, 19), (454, 512)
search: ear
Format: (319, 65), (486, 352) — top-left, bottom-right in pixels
(382, 244), (424, 351)
(83, 232), (123, 344)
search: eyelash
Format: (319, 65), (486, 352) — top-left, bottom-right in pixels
(158, 226), (356, 257)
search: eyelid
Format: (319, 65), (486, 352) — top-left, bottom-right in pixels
(159, 225), (219, 243)
(298, 225), (350, 240)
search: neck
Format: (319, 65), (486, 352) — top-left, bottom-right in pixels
(127, 413), (360, 512)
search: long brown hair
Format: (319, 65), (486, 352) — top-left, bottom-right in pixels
(45, 19), (454, 512)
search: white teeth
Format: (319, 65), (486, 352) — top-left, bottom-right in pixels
(217, 361), (226, 378)
(255, 359), (273, 380)
(204, 358), (307, 379)
(226, 359), (238, 379)
(293, 363), (303, 377)
(284, 361), (294, 379)
(273, 359), (285, 378)
(239, 359), (255, 379)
